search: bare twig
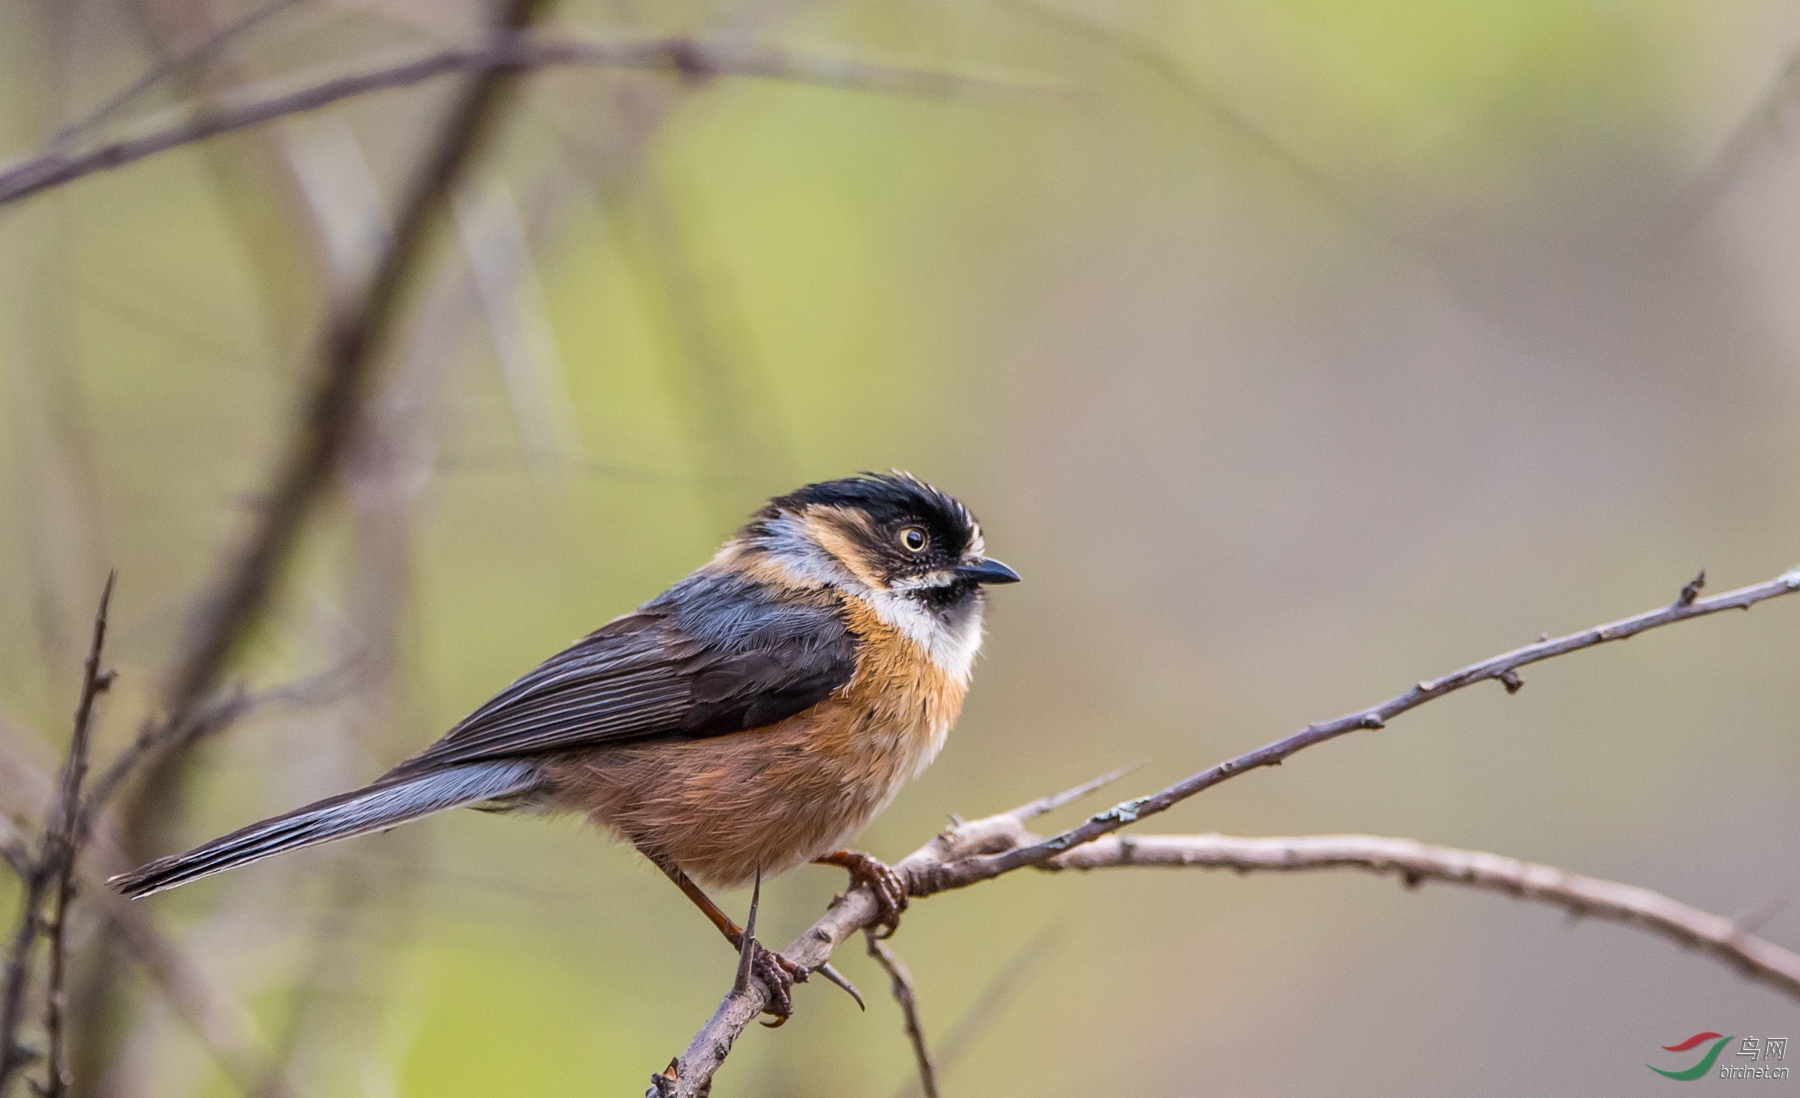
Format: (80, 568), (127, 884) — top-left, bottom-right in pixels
(653, 564), (1800, 1095)
(0, 573), (115, 1096)
(1003, 763), (1141, 823)
(76, 660), (353, 839)
(41, 573), (116, 1098)
(812, 961), (864, 1009)
(0, 33), (1046, 208)
(82, 684), (263, 833)
(1045, 831), (1800, 998)
(945, 565), (1800, 886)
(866, 934), (937, 1098)
(0, 749), (292, 1098)
(52, 0), (301, 149)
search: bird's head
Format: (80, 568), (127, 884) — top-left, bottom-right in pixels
(728, 472), (1019, 677)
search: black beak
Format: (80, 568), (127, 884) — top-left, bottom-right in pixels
(956, 558), (1021, 585)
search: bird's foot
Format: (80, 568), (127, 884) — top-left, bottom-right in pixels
(749, 941), (807, 1026)
(819, 850), (909, 939)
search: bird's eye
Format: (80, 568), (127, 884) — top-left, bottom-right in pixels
(899, 526), (928, 553)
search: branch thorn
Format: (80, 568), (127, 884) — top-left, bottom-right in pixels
(815, 962), (864, 1010)
(732, 867), (761, 997)
(1004, 762), (1145, 822)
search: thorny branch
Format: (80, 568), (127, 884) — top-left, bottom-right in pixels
(653, 565), (1800, 1096)
(40, 572), (116, 1098)
(0, 33), (1043, 209)
(0, 574), (115, 1096)
(950, 565), (1800, 884)
(0, 745), (294, 1098)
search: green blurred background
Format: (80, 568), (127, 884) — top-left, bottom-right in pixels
(2, 0), (1799, 1094)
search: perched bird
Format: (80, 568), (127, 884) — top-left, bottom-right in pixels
(114, 472), (1018, 1018)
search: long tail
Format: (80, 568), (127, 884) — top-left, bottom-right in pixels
(111, 760), (542, 899)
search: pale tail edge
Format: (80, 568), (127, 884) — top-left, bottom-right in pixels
(110, 760), (540, 899)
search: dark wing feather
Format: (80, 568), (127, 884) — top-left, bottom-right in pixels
(388, 572), (857, 775)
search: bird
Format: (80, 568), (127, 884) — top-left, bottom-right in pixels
(112, 471), (1018, 1019)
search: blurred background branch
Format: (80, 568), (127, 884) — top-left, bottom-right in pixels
(885, 926), (1060, 1098)
(0, 576), (113, 1097)
(70, 0), (552, 1088)
(864, 934), (936, 1098)
(0, 34), (1045, 209)
(52, 0), (305, 151)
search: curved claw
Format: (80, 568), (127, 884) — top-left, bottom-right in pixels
(818, 850), (909, 938)
(751, 942), (806, 1026)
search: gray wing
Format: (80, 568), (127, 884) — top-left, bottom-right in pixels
(388, 572), (858, 775)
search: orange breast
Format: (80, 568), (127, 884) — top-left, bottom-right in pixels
(544, 603), (968, 889)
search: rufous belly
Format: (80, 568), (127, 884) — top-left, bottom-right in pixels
(543, 617), (967, 889)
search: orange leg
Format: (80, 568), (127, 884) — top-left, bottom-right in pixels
(814, 849), (908, 938)
(647, 854), (806, 1022)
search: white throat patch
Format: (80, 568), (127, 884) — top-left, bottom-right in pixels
(861, 587), (986, 684)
